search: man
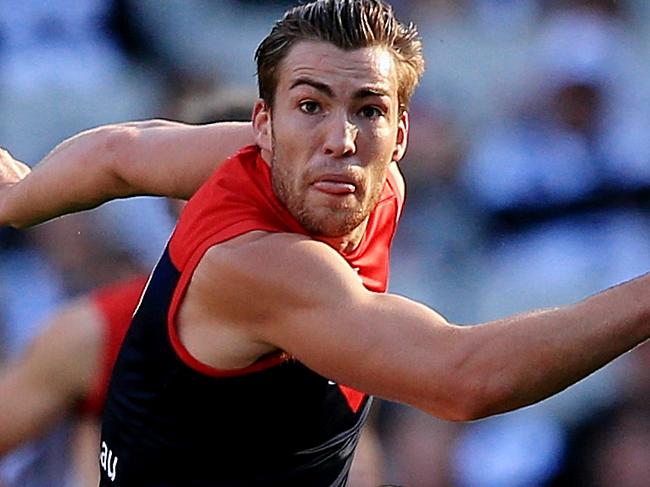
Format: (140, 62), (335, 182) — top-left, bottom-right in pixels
(1, 0), (650, 485)
(0, 277), (147, 486)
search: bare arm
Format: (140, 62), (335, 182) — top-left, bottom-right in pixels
(189, 233), (650, 422)
(0, 298), (102, 454)
(71, 417), (101, 487)
(0, 120), (254, 228)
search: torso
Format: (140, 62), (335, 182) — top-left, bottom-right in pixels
(98, 146), (404, 486)
(178, 166), (403, 367)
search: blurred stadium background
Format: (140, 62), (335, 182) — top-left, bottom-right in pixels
(2, 1), (650, 486)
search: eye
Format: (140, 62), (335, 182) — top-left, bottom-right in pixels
(299, 101), (321, 114)
(359, 105), (385, 119)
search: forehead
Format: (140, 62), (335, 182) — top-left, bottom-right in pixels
(277, 40), (398, 98)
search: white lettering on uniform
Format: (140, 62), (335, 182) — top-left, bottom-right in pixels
(100, 441), (118, 482)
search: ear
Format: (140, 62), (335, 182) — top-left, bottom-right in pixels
(252, 99), (273, 159)
(392, 110), (409, 162)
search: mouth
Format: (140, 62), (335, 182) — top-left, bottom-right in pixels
(312, 174), (358, 195)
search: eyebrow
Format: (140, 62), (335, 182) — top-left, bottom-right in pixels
(289, 77), (391, 100)
(289, 78), (334, 97)
(353, 87), (390, 100)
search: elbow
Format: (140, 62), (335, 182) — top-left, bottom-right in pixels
(431, 394), (491, 423)
(423, 373), (514, 423)
(456, 376), (522, 421)
(99, 119), (176, 197)
(96, 124), (142, 196)
(449, 396), (502, 423)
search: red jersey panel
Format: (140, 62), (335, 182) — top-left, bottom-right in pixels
(168, 145), (403, 374)
(98, 145), (405, 486)
(79, 276), (147, 416)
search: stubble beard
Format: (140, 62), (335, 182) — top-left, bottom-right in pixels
(270, 144), (382, 238)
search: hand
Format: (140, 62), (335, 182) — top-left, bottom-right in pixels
(0, 147), (30, 188)
(0, 147), (31, 226)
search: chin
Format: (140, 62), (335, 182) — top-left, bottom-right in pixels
(306, 210), (367, 237)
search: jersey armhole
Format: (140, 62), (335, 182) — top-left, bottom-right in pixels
(167, 222), (289, 378)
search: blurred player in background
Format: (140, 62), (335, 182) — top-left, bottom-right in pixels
(0, 276), (146, 486)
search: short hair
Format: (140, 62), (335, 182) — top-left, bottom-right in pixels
(255, 0), (425, 112)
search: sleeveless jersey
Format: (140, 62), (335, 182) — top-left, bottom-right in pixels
(79, 276), (148, 416)
(99, 145), (404, 486)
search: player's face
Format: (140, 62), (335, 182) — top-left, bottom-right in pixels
(253, 40), (408, 238)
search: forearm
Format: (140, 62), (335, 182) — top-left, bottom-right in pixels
(0, 368), (69, 454)
(460, 273), (650, 418)
(1, 120), (254, 228)
(0, 125), (137, 228)
(71, 418), (101, 487)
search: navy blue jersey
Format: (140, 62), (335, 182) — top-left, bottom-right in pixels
(98, 146), (403, 486)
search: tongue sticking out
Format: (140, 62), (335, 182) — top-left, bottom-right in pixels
(313, 181), (356, 194)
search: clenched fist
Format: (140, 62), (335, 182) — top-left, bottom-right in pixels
(0, 147), (30, 188)
(0, 147), (31, 226)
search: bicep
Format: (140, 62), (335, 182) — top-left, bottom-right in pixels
(271, 285), (463, 413)
(215, 237), (466, 417)
(113, 121), (254, 199)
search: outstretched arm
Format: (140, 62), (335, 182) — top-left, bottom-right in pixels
(188, 233), (650, 422)
(0, 120), (254, 228)
(0, 297), (102, 454)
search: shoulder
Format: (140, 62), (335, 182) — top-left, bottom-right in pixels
(192, 231), (365, 323)
(204, 232), (357, 285)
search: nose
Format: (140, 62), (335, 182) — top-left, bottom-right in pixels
(322, 115), (357, 158)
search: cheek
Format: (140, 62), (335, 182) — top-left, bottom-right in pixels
(362, 138), (396, 173)
(275, 124), (310, 158)
(364, 123), (397, 150)
(370, 164), (390, 190)
(274, 154), (306, 194)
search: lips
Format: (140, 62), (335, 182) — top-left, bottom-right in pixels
(312, 174), (358, 195)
